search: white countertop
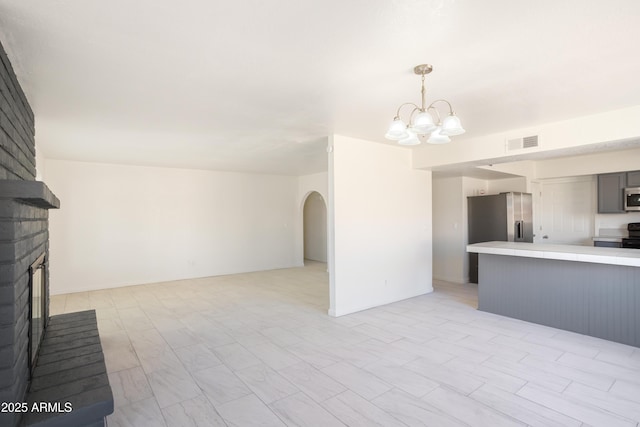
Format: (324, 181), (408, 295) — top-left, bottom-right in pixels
(467, 241), (640, 267)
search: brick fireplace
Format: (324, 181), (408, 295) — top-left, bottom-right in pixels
(0, 39), (60, 426)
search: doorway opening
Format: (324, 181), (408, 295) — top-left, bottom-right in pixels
(303, 191), (327, 264)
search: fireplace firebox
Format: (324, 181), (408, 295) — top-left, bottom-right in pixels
(29, 253), (47, 372)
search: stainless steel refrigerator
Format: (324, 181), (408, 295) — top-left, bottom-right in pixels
(468, 192), (533, 283)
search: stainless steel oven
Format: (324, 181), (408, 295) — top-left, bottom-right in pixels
(625, 187), (640, 211)
(622, 223), (640, 249)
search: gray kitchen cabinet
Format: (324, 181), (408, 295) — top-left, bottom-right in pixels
(627, 170), (640, 187)
(593, 240), (622, 248)
(597, 172), (626, 213)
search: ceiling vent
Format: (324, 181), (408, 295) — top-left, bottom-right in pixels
(506, 135), (539, 152)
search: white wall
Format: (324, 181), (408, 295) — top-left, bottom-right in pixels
(414, 105), (640, 169)
(46, 159), (298, 294)
(303, 192), (327, 262)
(330, 135), (432, 316)
(487, 177), (527, 194)
(432, 177), (464, 283)
(296, 171), (328, 265)
(35, 143), (46, 181)
(535, 148), (640, 179)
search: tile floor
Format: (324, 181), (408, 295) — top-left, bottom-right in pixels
(49, 261), (640, 427)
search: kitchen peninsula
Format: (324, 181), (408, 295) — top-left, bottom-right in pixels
(467, 241), (640, 347)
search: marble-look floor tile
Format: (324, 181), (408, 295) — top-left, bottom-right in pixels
(235, 364), (299, 404)
(260, 327), (303, 347)
(349, 323), (403, 344)
(390, 339), (457, 365)
(519, 354), (615, 391)
(453, 335), (529, 362)
(610, 380), (640, 404)
(323, 390), (406, 427)
(245, 342), (301, 370)
(278, 362), (346, 403)
(439, 320), (499, 341)
(595, 349), (640, 370)
(482, 356), (571, 392)
(89, 291), (115, 309)
(149, 315), (188, 332)
(216, 394), (285, 427)
(442, 357), (526, 394)
(160, 327), (202, 349)
(470, 383), (582, 427)
(420, 338), (493, 364)
(362, 360), (438, 398)
(556, 352), (640, 379)
(516, 383), (636, 427)
(101, 330), (140, 373)
(523, 332), (601, 358)
(563, 382), (640, 423)
(161, 395), (227, 427)
(97, 316), (125, 334)
(491, 334), (565, 361)
(58, 263), (640, 426)
(321, 361), (392, 400)
(193, 364), (252, 405)
(108, 397), (167, 427)
(110, 291), (140, 309)
(424, 386), (525, 427)
(174, 343), (222, 372)
(291, 325), (341, 346)
(211, 343), (262, 371)
(128, 328), (173, 359)
(378, 322), (439, 343)
(270, 392), (344, 427)
(146, 366), (202, 408)
(49, 294), (66, 315)
(353, 339), (419, 365)
(190, 325), (236, 347)
(108, 366), (153, 407)
(286, 342), (343, 369)
(405, 357), (484, 396)
(371, 388), (466, 427)
(100, 329), (133, 353)
(139, 350), (184, 374)
(324, 343), (382, 368)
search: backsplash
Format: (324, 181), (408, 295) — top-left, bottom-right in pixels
(595, 212), (640, 236)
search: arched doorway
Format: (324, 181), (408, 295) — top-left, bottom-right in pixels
(303, 191), (327, 263)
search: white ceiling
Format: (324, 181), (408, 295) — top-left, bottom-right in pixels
(1, 0), (639, 175)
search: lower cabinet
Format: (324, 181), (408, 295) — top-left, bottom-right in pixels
(593, 240), (622, 248)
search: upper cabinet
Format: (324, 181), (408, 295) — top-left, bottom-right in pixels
(627, 171), (640, 187)
(597, 172), (626, 213)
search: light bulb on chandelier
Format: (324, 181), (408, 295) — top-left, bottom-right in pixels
(385, 64), (465, 145)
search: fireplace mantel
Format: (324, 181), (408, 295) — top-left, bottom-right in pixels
(0, 180), (60, 209)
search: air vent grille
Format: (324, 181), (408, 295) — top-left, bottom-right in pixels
(523, 135), (538, 148)
(506, 135), (539, 151)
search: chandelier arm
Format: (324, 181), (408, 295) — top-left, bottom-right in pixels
(427, 105), (442, 124)
(428, 99), (455, 114)
(394, 102), (421, 120)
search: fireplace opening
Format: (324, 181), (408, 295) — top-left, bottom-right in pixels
(29, 253), (47, 372)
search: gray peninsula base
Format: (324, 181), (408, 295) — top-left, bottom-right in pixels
(478, 253), (640, 347)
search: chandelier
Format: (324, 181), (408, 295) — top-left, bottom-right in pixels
(385, 64), (465, 145)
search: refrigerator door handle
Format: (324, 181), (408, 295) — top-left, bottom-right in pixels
(515, 220), (523, 241)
